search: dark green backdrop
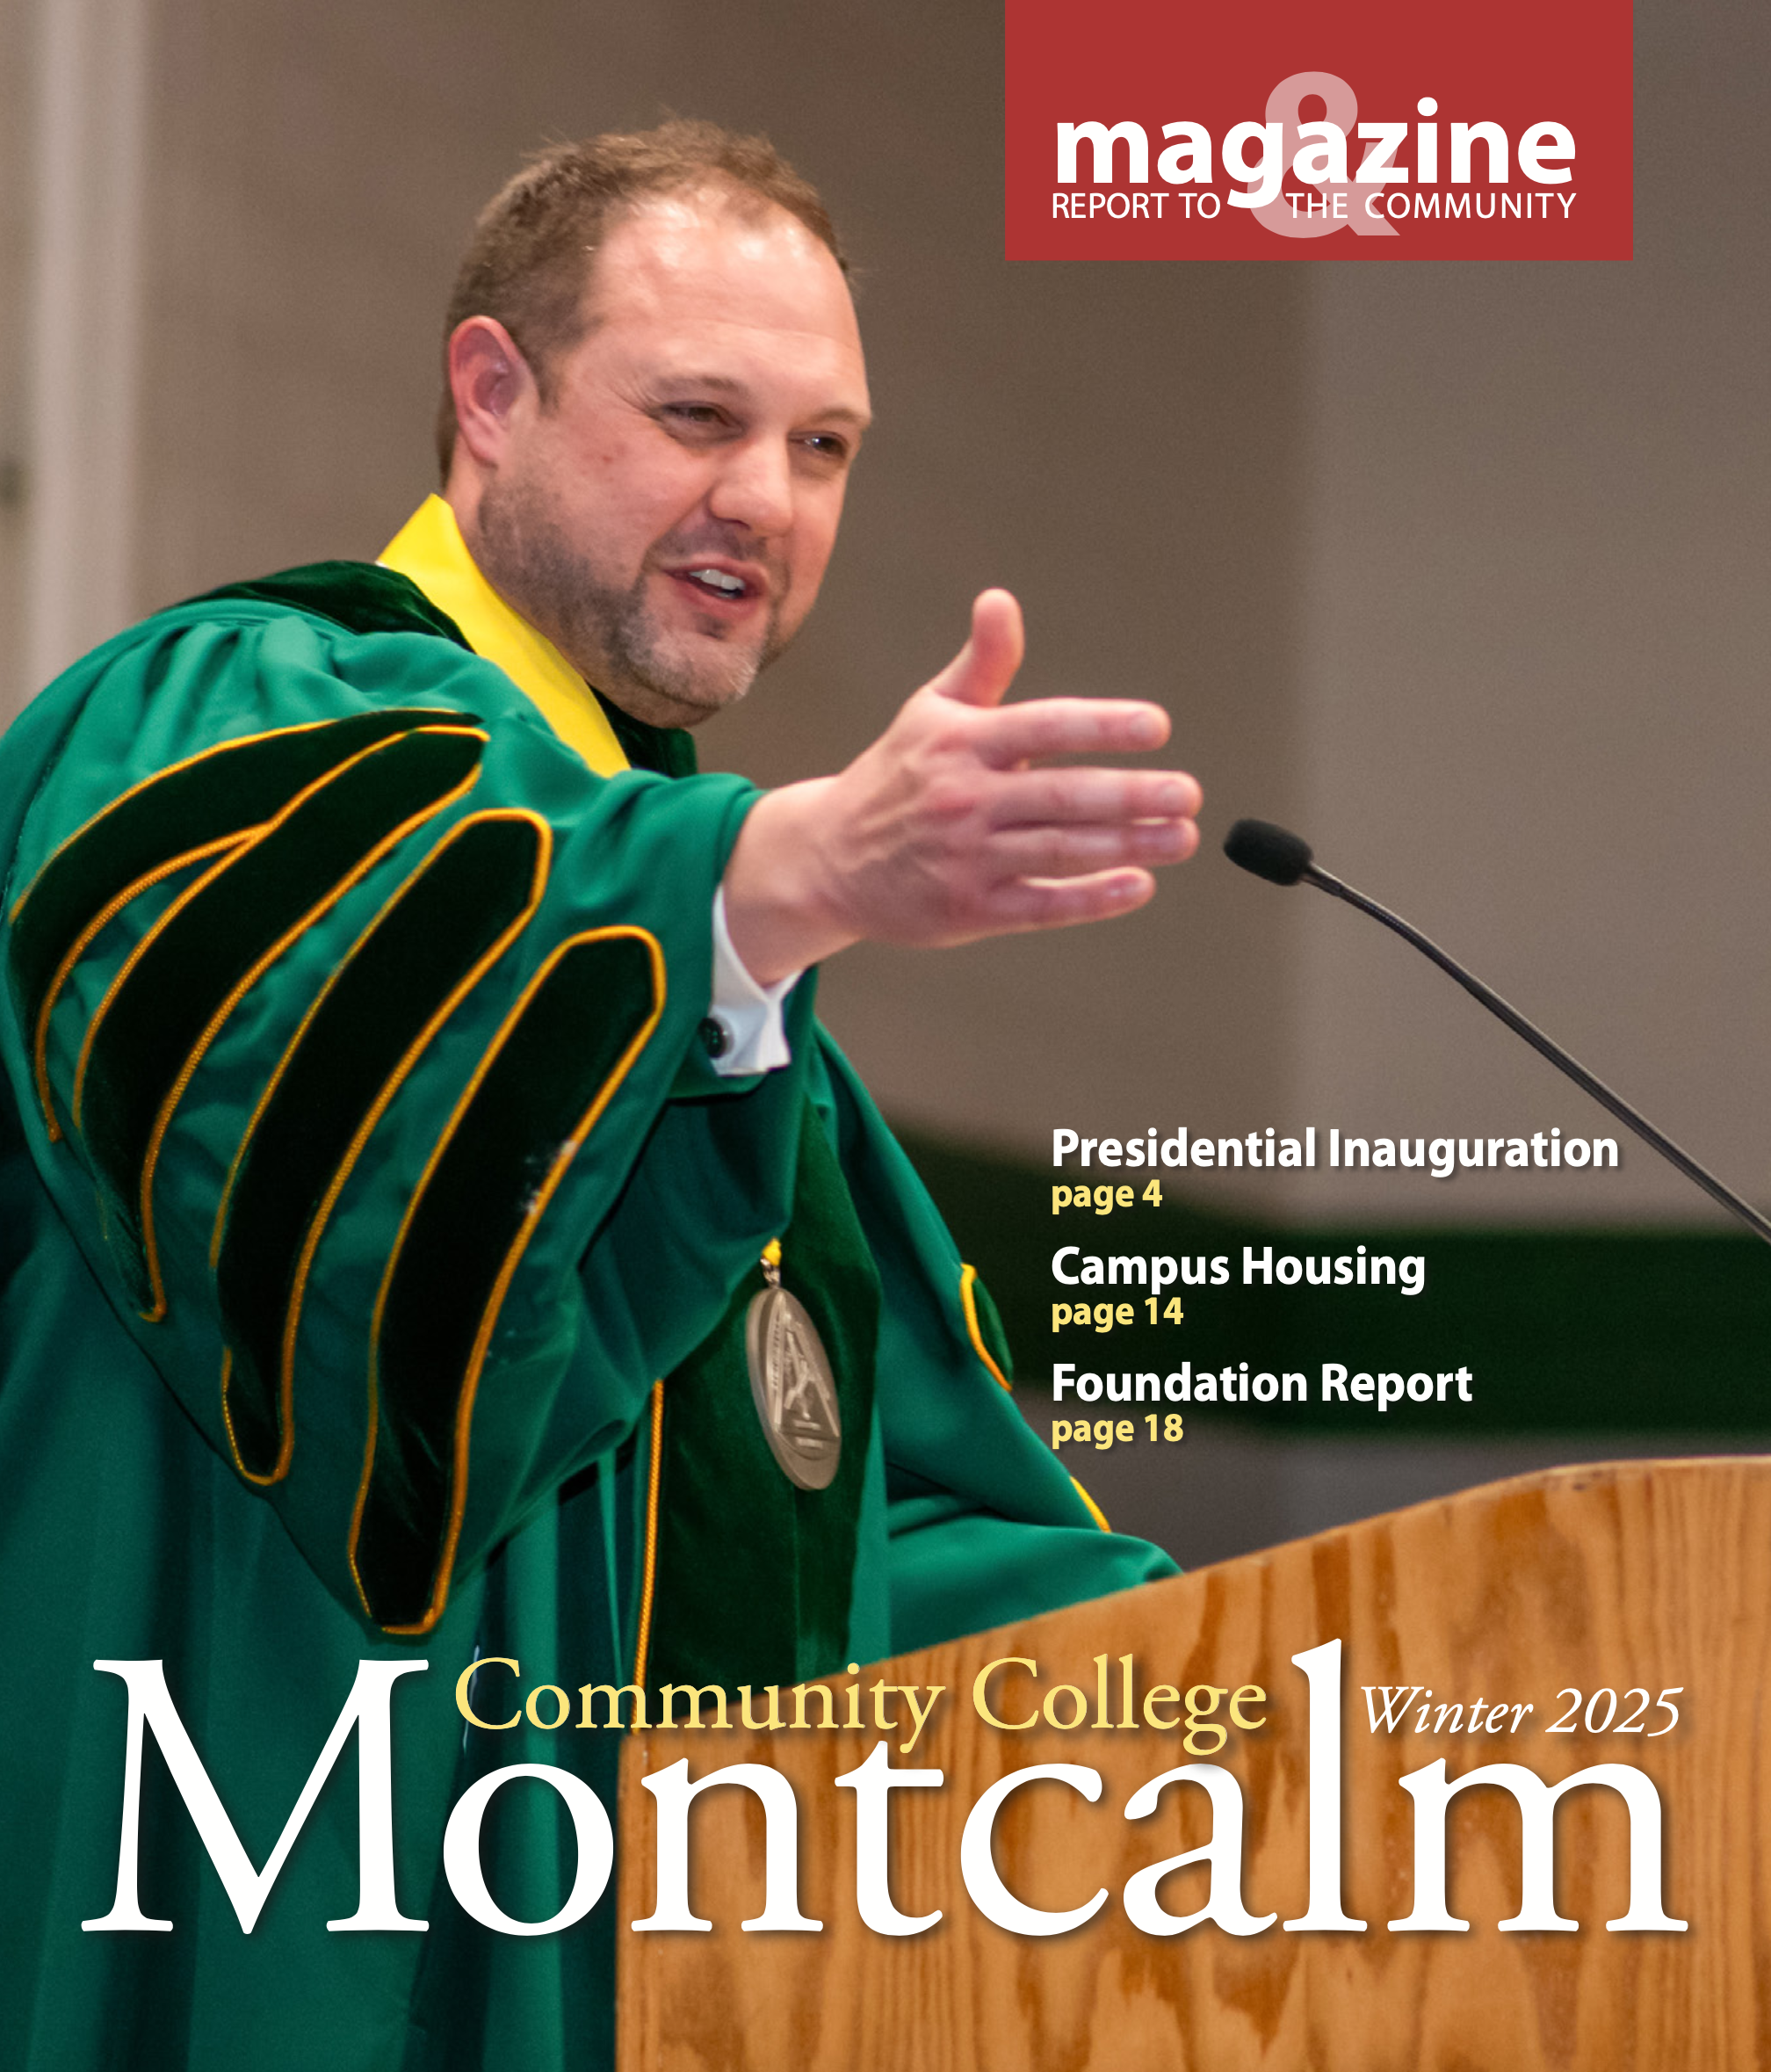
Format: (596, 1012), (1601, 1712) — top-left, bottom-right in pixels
(902, 1130), (1771, 1438)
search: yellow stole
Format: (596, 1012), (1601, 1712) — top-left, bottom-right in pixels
(380, 495), (629, 777)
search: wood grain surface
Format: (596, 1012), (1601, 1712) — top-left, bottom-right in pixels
(617, 1459), (1771, 2070)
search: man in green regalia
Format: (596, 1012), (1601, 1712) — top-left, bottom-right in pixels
(0, 123), (1202, 2070)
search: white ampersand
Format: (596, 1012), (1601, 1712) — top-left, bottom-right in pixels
(1251, 70), (1399, 242)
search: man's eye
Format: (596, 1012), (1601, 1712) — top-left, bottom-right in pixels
(799, 432), (850, 463)
(661, 403), (729, 432)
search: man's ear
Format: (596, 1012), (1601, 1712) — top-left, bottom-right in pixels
(447, 316), (536, 468)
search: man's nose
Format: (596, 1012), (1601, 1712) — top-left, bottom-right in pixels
(707, 438), (794, 536)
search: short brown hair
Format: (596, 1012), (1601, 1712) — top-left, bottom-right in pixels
(435, 119), (848, 477)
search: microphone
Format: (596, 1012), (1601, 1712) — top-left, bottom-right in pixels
(1223, 817), (1771, 1249)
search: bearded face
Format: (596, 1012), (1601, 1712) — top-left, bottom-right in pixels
(474, 466), (790, 723)
(456, 193), (870, 731)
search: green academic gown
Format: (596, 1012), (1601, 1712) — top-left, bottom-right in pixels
(0, 562), (1175, 2072)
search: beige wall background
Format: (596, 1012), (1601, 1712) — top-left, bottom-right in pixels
(0, 0), (31, 690)
(4, 0), (1764, 1229)
(1290, 3), (1771, 1222)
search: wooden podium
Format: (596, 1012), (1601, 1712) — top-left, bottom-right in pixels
(618, 1460), (1771, 2070)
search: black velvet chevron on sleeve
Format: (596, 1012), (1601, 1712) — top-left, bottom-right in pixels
(214, 810), (550, 1483)
(7, 707), (472, 1136)
(352, 927), (662, 1633)
(71, 725), (487, 1315)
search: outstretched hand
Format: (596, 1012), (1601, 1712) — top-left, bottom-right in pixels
(721, 590), (1203, 984)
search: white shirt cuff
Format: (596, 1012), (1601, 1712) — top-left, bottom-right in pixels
(705, 886), (801, 1074)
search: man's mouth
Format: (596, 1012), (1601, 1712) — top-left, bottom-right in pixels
(670, 564), (763, 607)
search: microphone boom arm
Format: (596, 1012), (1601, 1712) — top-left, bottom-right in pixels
(1304, 860), (1771, 1250)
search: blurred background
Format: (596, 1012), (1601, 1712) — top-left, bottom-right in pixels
(4, 0), (1767, 1564)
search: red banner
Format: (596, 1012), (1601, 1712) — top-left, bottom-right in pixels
(1006, 0), (1633, 260)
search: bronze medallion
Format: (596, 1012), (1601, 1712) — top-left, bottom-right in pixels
(745, 1283), (842, 1490)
